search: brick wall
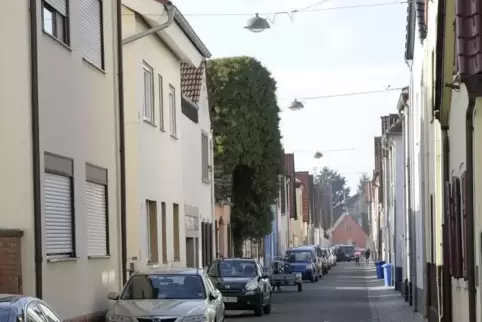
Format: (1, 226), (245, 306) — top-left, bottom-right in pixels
(331, 215), (368, 248)
(0, 229), (23, 294)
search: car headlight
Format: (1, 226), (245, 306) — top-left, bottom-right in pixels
(182, 314), (207, 322)
(245, 280), (259, 291)
(107, 316), (131, 322)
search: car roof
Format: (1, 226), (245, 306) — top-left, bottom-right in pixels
(135, 267), (202, 275)
(290, 246), (315, 251)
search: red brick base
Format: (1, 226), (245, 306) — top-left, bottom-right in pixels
(0, 229), (23, 294)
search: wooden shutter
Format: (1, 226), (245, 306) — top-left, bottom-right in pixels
(461, 172), (467, 278)
(444, 181), (453, 275)
(452, 177), (462, 278)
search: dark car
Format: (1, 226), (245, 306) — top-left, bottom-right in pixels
(0, 294), (63, 322)
(336, 245), (357, 262)
(207, 258), (272, 316)
(284, 247), (320, 282)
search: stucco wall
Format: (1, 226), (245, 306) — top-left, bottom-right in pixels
(0, 0), (36, 298)
(122, 8), (186, 269)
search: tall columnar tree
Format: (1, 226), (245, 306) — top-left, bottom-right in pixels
(206, 57), (283, 255)
(315, 167), (350, 223)
(357, 172), (371, 193)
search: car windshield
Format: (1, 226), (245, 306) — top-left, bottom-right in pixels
(339, 246), (356, 253)
(120, 274), (206, 300)
(0, 309), (9, 322)
(208, 260), (258, 278)
(285, 251), (312, 262)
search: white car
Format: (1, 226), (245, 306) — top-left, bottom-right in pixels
(328, 249), (337, 267)
(106, 268), (225, 322)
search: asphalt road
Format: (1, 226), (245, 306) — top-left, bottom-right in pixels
(225, 262), (374, 322)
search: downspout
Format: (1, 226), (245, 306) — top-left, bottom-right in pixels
(29, 0), (42, 299)
(116, 0), (128, 285)
(465, 97), (476, 322)
(441, 125), (452, 322)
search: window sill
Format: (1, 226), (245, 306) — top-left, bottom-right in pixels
(143, 119), (156, 127)
(202, 178), (210, 185)
(160, 127), (166, 133)
(47, 256), (79, 263)
(147, 261), (160, 268)
(88, 255), (111, 260)
(82, 58), (106, 74)
(170, 134), (178, 140)
(42, 30), (72, 51)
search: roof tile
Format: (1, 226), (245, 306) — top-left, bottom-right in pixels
(180, 62), (204, 104)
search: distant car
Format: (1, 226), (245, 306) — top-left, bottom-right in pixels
(207, 258), (272, 316)
(106, 268), (225, 322)
(336, 245), (357, 262)
(285, 247), (320, 282)
(0, 294), (63, 322)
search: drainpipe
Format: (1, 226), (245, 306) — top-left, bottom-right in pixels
(29, 0), (42, 299)
(465, 97), (476, 322)
(441, 125), (452, 322)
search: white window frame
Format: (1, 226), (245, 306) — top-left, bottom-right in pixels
(85, 164), (108, 257)
(158, 74), (165, 130)
(201, 131), (209, 182)
(80, 0), (104, 69)
(44, 153), (75, 259)
(143, 62), (155, 124)
(169, 84), (177, 137)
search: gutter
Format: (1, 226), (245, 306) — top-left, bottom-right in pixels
(465, 97), (476, 322)
(116, 0), (128, 284)
(29, 0), (42, 299)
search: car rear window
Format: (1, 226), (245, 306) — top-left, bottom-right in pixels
(339, 246), (356, 253)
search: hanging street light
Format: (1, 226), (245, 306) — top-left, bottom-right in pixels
(313, 151), (323, 159)
(288, 99), (304, 111)
(245, 13), (270, 32)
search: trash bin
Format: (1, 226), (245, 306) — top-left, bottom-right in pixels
(375, 261), (385, 279)
(382, 263), (393, 287)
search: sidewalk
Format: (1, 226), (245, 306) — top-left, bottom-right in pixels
(364, 264), (424, 322)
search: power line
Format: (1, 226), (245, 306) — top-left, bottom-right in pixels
(301, 87), (405, 100)
(135, 1), (409, 18)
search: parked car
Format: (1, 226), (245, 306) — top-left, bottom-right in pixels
(106, 268), (225, 322)
(206, 257), (272, 316)
(329, 248), (337, 266)
(0, 294), (63, 322)
(320, 248), (333, 271)
(284, 247), (320, 282)
(336, 244), (357, 262)
(303, 245), (325, 278)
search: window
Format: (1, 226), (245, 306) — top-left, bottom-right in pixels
(161, 202), (167, 263)
(169, 85), (177, 136)
(201, 132), (209, 182)
(143, 62), (154, 123)
(146, 200), (159, 263)
(158, 74), (164, 130)
(44, 153), (75, 259)
(25, 302), (46, 322)
(37, 302), (61, 322)
(42, 0), (69, 45)
(81, 0), (104, 68)
(173, 203), (180, 261)
(85, 164), (108, 257)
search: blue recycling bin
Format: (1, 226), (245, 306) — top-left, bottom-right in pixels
(375, 261), (385, 279)
(382, 263), (393, 287)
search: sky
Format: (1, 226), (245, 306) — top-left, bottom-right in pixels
(174, 0), (410, 192)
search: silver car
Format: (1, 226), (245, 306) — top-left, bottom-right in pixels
(106, 268), (225, 322)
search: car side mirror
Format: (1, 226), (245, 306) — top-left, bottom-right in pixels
(107, 292), (119, 300)
(208, 292), (218, 301)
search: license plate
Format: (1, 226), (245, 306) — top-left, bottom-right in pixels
(223, 297), (237, 303)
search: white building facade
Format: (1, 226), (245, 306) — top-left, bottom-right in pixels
(121, 0), (211, 271)
(0, 0), (122, 320)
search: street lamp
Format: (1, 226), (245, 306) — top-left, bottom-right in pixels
(245, 13), (270, 32)
(288, 99), (304, 111)
(313, 151), (323, 159)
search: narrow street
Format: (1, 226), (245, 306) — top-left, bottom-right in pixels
(226, 263), (424, 322)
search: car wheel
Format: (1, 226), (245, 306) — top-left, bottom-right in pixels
(310, 274), (316, 283)
(254, 303), (264, 316)
(263, 294), (272, 314)
(297, 283), (303, 292)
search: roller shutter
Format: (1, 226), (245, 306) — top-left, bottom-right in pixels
(86, 181), (107, 256)
(44, 0), (67, 16)
(44, 173), (73, 257)
(81, 0), (103, 67)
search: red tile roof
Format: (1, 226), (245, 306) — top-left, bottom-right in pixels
(180, 62), (204, 104)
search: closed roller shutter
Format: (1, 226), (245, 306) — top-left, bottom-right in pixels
(86, 181), (107, 256)
(44, 0), (67, 16)
(44, 173), (73, 257)
(81, 0), (103, 67)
